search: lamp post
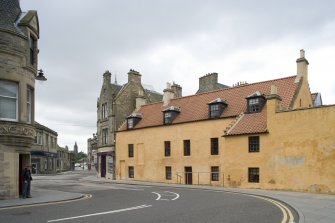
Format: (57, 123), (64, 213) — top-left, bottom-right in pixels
(36, 69), (47, 81)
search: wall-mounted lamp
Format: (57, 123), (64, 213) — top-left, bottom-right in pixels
(36, 69), (47, 81)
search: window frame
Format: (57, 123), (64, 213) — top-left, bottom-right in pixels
(127, 118), (134, 129)
(29, 35), (37, 65)
(211, 166), (219, 181)
(27, 87), (32, 123)
(249, 136), (260, 152)
(164, 112), (172, 124)
(0, 80), (19, 121)
(164, 141), (171, 157)
(248, 167), (259, 183)
(210, 104), (220, 118)
(128, 144), (134, 157)
(183, 140), (191, 156)
(165, 166), (172, 180)
(102, 128), (108, 145)
(128, 166), (134, 178)
(210, 138), (219, 155)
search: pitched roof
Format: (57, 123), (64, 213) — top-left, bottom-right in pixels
(224, 107), (268, 136)
(119, 75), (298, 131)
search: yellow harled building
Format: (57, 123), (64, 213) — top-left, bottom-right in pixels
(115, 50), (335, 194)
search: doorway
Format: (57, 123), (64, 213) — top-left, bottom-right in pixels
(185, 166), (192, 185)
(32, 163), (37, 174)
(100, 154), (106, 178)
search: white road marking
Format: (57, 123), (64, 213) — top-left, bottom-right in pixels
(165, 191), (180, 200)
(151, 191), (180, 201)
(152, 192), (162, 200)
(47, 204), (152, 222)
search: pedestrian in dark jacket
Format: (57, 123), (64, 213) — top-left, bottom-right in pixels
(22, 166), (33, 198)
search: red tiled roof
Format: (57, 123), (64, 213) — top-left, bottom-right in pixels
(119, 75), (298, 131)
(225, 106), (268, 136)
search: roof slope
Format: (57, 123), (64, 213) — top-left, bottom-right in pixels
(120, 75), (298, 130)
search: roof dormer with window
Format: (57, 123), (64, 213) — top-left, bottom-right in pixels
(208, 98), (228, 118)
(162, 106), (181, 125)
(127, 113), (143, 129)
(246, 92), (266, 113)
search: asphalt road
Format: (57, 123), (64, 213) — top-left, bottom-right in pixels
(0, 171), (298, 223)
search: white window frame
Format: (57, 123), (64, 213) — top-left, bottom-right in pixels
(0, 80), (19, 121)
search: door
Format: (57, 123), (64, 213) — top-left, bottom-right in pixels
(31, 163), (37, 174)
(101, 154), (106, 178)
(185, 166), (192, 185)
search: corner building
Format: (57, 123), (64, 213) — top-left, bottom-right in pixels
(0, 1), (40, 198)
(116, 50), (335, 193)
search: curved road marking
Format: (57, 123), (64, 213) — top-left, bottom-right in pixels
(152, 192), (162, 200)
(152, 191), (180, 201)
(165, 191), (180, 200)
(246, 194), (294, 223)
(47, 204), (152, 222)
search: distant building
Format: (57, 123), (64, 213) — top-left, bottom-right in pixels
(196, 72), (230, 94)
(74, 141), (78, 154)
(87, 134), (98, 171)
(0, 0), (41, 199)
(56, 145), (74, 172)
(31, 122), (58, 174)
(96, 69), (171, 179)
(115, 50), (335, 194)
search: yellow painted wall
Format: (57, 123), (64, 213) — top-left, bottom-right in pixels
(224, 99), (335, 194)
(116, 118), (234, 186)
(116, 99), (335, 194)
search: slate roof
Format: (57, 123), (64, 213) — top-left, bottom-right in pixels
(119, 75), (298, 132)
(0, 0), (23, 35)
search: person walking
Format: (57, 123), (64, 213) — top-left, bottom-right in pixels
(22, 166), (33, 198)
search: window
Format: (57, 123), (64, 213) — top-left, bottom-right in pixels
(248, 167), (259, 183)
(101, 103), (107, 119)
(208, 98), (228, 118)
(29, 35), (36, 65)
(27, 87), (32, 123)
(248, 98), (260, 112)
(162, 106), (181, 124)
(36, 133), (43, 145)
(164, 141), (171, 157)
(102, 128), (108, 145)
(210, 104), (220, 118)
(249, 136), (260, 152)
(164, 112), (172, 124)
(127, 118), (133, 129)
(211, 166), (219, 181)
(128, 166), (134, 178)
(166, 166), (172, 180)
(0, 80), (18, 121)
(211, 138), (219, 155)
(128, 144), (134, 157)
(184, 140), (191, 156)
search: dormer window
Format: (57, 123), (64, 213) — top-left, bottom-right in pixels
(246, 92), (266, 113)
(208, 98), (228, 119)
(162, 106), (181, 125)
(127, 113), (142, 129)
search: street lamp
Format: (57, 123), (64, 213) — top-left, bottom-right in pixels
(36, 69), (47, 81)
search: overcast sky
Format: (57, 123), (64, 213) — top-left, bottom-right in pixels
(21, 0), (335, 153)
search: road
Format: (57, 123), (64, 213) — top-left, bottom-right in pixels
(0, 171), (298, 223)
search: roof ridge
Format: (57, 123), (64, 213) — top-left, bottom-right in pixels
(168, 75), (297, 103)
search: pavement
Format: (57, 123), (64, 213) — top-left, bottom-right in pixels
(0, 172), (334, 223)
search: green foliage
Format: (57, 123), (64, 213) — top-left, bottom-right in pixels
(75, 151), (87, 163)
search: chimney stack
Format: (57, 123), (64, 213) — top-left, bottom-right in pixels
(295, 49), (309, 83)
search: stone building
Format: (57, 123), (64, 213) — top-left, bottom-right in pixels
(196, 72), (229, 94)
(115, 50), (335, 194)
(87, 133), (98, 171)
(96, 69), (169, 179)
(31, 122), (58, 174)
(56, 145), (74, 172)
(0, 1), (43, 199)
